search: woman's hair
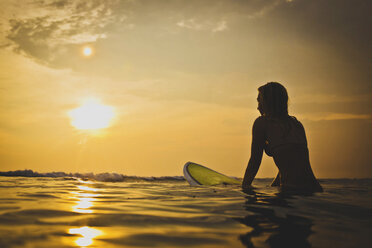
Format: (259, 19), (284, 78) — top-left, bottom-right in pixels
(258, 82), (289, 118)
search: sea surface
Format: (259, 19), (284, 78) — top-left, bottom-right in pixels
(0, 171), (371, 248)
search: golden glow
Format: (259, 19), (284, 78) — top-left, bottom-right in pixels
(68, 98), (115, 130)
(72, 192), (99, 214)
(69, 226), (102, 247)
(77, 185), (99, 192)
(72, 183), (100, 214)
(73, 197), (96, 213)
(83, 46), (93, 56)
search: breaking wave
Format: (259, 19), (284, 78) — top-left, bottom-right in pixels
(0, 169), (185, 182)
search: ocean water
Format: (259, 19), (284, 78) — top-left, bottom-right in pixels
(0, 171), (371, 248)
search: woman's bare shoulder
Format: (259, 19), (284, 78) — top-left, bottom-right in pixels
(252, 116), (267, 134)
(253, 116), (267, 126)
(254, 115), (266, 122)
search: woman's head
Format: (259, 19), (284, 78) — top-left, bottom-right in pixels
(257, 82), (288, 118)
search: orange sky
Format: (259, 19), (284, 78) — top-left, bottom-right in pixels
(0, 0), (371, 178)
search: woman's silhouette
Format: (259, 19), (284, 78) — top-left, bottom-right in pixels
(242, 82), (323, 192)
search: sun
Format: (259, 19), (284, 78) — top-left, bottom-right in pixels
(68, 98), (115, 130)
(83, 46), (93, 57)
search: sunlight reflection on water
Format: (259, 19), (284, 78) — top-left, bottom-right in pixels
(68, 226), (102, 247)
(72, 183), (100, 214)
(77, 185), (99, 192)
(73, 196), (96, 214)
(69, 182), (103, 247)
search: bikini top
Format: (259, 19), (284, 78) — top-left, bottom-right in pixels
(264, 116), (307, 151)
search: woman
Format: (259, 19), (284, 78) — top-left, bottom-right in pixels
(242, 82), (323, 192)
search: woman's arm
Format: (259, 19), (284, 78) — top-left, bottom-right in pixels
(242, 117), (265, 190)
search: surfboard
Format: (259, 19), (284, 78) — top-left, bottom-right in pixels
(183, 162), (241, 186)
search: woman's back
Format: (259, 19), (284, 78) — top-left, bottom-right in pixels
(264, 116), (323, 192)
(265, 116), (306, 151)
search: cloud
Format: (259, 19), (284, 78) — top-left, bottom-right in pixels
(3, 0), (285, 68)
(212, 21), (228, 33)
(322, 113), (371, 121)
(176, 19), (203, 31)
(177, 19), (228, 33)
(5, 0), (124, 63)
(292, 93), (372, 104)
(299, 113), (371, 121)
(245, 0), (283, 19)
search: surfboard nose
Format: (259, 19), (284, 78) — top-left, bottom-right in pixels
(183, 162), (201, 186)
(183, 162), (241, 186)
